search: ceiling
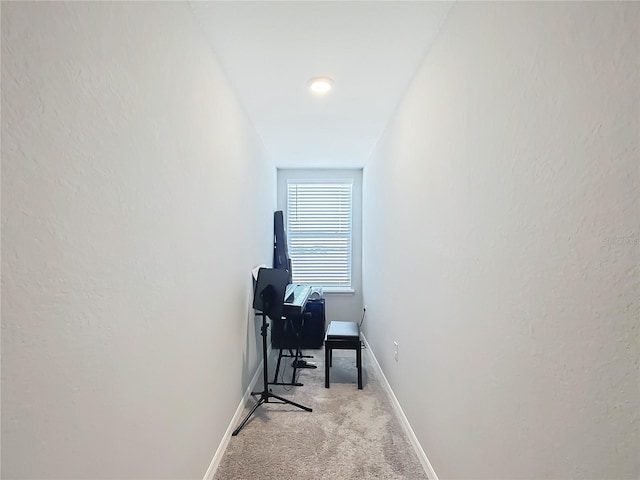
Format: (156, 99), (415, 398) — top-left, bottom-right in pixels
(189, 1), (453, 169)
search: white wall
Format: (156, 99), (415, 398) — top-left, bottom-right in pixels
(277, 169), (363, 323)
(1, 2), (275, 479)
(363, 2), (639, 479)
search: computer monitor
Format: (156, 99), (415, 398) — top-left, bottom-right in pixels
(253, 267), (289, 321)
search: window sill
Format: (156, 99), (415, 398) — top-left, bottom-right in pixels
(322, 288), (355, 294)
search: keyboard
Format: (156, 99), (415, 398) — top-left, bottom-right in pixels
(283, 284), (312, 316)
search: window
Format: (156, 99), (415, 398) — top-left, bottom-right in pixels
(286, 181), (353, 290)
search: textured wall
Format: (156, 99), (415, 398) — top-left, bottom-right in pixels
(363, 2), (639, 479)
(1, 2), (275, 478)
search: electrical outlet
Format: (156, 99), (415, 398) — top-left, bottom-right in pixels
(393, 341), (398, 361)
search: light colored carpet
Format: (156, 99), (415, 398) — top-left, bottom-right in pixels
(213, 344), (428, 480)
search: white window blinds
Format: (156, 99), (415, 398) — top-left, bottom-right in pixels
(286, 181), (353, 288)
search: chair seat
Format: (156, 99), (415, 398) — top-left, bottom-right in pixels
(326, 320), (360, 340)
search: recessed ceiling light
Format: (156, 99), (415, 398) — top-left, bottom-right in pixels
(308, 77), (334, 95)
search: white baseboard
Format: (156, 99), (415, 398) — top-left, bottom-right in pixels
(361, 334), (439, 480)
(202, 346), (272, 480)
